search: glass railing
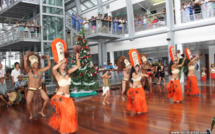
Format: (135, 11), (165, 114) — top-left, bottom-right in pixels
(180, 10), (215, 23)
(134, 15), (166, 32)
(0, 26), (41, 46)
(0, 0), (39, 11)
(66, 13), (126, 36)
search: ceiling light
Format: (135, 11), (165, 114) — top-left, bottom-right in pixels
(153, 1), (165, 6)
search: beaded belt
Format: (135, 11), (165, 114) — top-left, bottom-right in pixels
(56, 92), (70, 98)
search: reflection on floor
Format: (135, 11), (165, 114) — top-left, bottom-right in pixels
(0, 84), (214, 134)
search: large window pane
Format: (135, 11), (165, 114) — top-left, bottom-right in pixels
(43, 0), (62, 6)
(43, 15), (64, 41)
(43, 6), (63, 15)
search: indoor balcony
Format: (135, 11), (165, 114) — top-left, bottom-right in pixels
(0, 26), (40, 51)
(65, 13), (125, 40)
(0, 0), (39, 20)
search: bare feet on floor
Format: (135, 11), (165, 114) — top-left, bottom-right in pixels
(106, 102), (110, 105)
(102, 102), (106, 105)
(39, 112), (46, 117)
(29, 115), (33, 120)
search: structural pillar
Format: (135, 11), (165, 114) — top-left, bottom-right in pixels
(165, 0), (175, 62)
(125, 0), (135, 38)
(97, 0), (104, 15)
(177, 44), (184, 83)
(75, 0), (82, 15)
(209, 46), (215, 69)
(174, 0), (181, 24)
(98, 40), (107, 69)
(110, 52), (114, 65)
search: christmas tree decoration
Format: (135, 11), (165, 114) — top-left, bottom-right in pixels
(70, 26), (99, 97)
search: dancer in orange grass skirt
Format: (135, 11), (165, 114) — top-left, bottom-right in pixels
(127, 49), (148, 114)
(185, 48), (202, 96)
(49, 39), (80, 134)
(167, 47), (186, 103)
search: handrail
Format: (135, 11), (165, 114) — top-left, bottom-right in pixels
(66, 13), (126, 37)
(0, 0), (39, 12)
(0, 26), (41, 46)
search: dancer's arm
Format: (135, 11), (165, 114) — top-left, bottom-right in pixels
(52, 59), (66, 77)
(24, 55), (30, 73)
(40, 55), (51, 72)
(68, 53), (80, 74)
(192, 54), (202, 64)
(178, 57), (186, 67)
(107, 71), (112, 79)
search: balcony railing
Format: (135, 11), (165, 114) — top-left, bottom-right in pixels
(181, 10), (215, 23)
(0, 0), (39, 12)
(66, 13), (126, 37)
(0, 26), (41, 46)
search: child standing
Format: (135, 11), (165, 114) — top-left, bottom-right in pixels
(202, 67), (207, 85)
(102, 70), (112, 105)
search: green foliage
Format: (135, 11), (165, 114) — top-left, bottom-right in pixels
(69, 26), (99, 91)
(178, 58), (188, 79)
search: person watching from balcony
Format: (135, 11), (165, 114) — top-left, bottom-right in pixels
(181, 3), (185, 23)
(24, 22), (29, 38)
(71, 13), (77, 29)
(138, 16), (143, 31)
(30, 22), (35, 39)
(206, 0), (214, 18)
(78, 17), (84, 31)
(134, 15), (138, 30)
(15, 21), (19, 27)
(96, 14), (103, 33)
(89, 16), (96, 33)
(123, 18), (127, 33)
(184, 2), (191, 22)
(193, 0), (202, 20)
(113, 17), (119, 34)
(20, 21), (25, 37)
(201, 0), (207, 19)
(143, 14), (148, 30)
(108, 16), (112, 30)
(11, 62), (21, 85)
(189, 1), (195, 21)
(36, 24), (41, 39)
(103, 16), (109, 33)
(76, 15), (81, 31)
(157, 14), (165, 27)
(108, 63), (114, 69)
(83, 17), (89, 34)
(118, 17), (124, 33)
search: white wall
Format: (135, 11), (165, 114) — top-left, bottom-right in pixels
(209, 46), (215, 69)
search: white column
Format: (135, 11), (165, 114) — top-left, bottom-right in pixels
(209, 46), (215, 69)
(110, 51), (114, 65)
(174, 0), (181, 24)
(177, 44), (184, 83)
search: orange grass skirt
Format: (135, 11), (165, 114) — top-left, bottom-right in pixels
(167, 80), (183, 102)
(127, 87), (148, 113)
(49, 94), (78, 133)
(186, 76), (200, 95)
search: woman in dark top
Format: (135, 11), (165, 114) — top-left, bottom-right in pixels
(192, 0), (201, 20)
(158, 62), (165, 85)
(108, 16), (112, 30)
(155, 65), (160, 84)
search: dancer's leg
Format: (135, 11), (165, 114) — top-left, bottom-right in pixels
(26, 91), (34, 119)
(122, 81), (126, 100)
(39, 89), (49, 117)
(106, 90), (110, 104)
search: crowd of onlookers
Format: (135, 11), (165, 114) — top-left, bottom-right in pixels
(181, 0), (215, 23)
(71, 9), (167, 34)
(14, 21), (42, 39)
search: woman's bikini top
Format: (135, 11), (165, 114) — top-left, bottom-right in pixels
(202, 72), (206, 76)
(171, 69), (179, 74)
(211, 68), (215, 73)
(132, 76), (142, 81)
(58, 78), (71, 87)
(188, 66), (195, 70)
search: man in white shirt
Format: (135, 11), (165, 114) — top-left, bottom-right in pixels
(143, 14), (148, 30)
(11, 62), (21, 85)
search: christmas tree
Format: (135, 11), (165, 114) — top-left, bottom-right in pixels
(70, 26), (99, 91)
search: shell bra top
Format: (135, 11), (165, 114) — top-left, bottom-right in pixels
(171, 69), (179, 74)
(58, 78), (71, 87)
(188, 66), (195, 70)
(132, 76), (142, 81)
(211, 68), (215, 73)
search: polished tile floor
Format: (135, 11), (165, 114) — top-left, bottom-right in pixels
(0, 83), (215, 134)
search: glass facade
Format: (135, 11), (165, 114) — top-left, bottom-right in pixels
(41, 0), (65, 84)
